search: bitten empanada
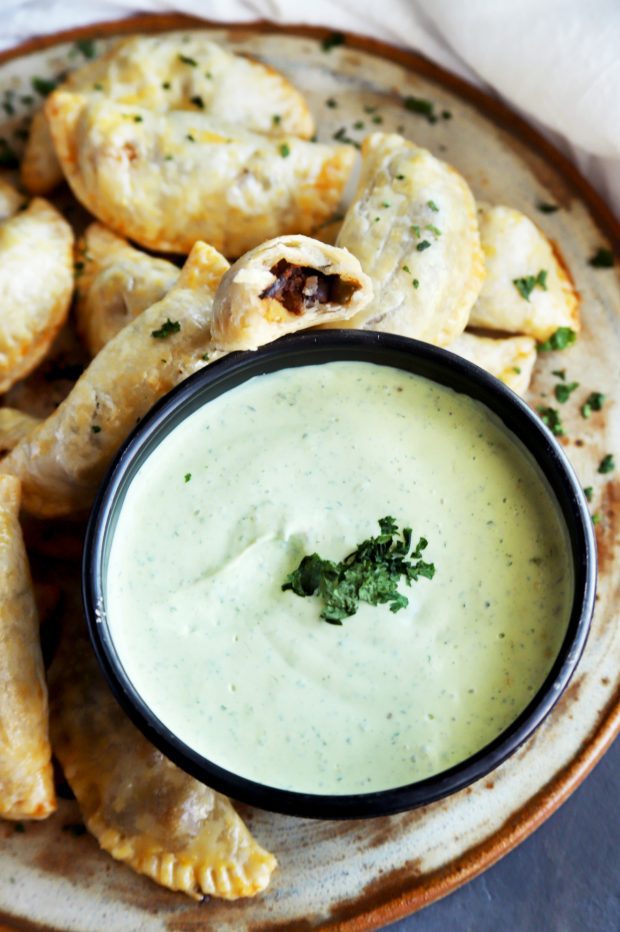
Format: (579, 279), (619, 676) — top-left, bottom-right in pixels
(45, 91), (355, 257)
(76, 223), (179, 355)
(0, 191), (74, 392)
(22, 32), (314, 195)
(448, 332), (537, 396)
(0, 474), (55, 820)
(212, 235), (373, 351)
(49, 610), (276, 900)
(335, 133), (484, 345)
(468, 204), (579, 340)
(0, 408), (41, 454)
(2, 242), (229, 517)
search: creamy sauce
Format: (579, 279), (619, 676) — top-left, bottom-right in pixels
(106, 361), (573, 794)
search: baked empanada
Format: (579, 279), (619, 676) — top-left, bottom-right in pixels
(0, 474), (55, 820)
(76, 223), (179, 355)
(0, 408), (40, 454)
(448, 332), (537, 396)
(2, 241), (229, 517)
(0, 192), (74, 393)
(468, 204), (579, 341)
(49, 608), (276, 900)
(45, 91), (354, 257)
(22, 33), (314, 195)
(0, 178), (25, 220)
(212, 235), (373, 351)
(335, 133), (484, 346)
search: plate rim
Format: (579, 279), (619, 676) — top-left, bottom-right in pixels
(0, 13), (618, 931)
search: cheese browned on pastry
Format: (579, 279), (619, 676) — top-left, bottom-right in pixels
(22, 32), (314, 195)
(0, 474), (55, 820)
(0, 189), (74, 393)
(45, 91), (354, 257)
(468, 204), (579, 341)
(49, 604), (276, 900)
(335, 133), (485, 346)
(448, 332), (537, 396)
(76, 223), (180, 355)
(211, 235), (373, 351)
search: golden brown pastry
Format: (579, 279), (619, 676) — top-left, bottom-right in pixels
(468, 204), (579, 341)
(0, 190), (74, 393)
(76, 223), (179, 355)
(335, 133), (485, 346)
(0, 408), (41, 454)
(0, 178), (25, 220)
(2, 241), (229, 517)
(211, 235), (373, 351)
(0, 473), (55, 820)
(49, 605), (276, 900)
(45, 91), (355, 257)
(448, 332), (537, 396)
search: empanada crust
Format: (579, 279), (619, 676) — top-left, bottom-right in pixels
(449, 331), (537, 396)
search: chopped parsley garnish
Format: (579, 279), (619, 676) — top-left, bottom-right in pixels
(411, 224), (421, 238)
(190, 95), (204, 109)
(321, 32), (345, 52)
(537, 201), (559, 213)
(164, 154), (174, 161)
(272, 113), (281, 125)
(282, 516), (435, 624)
(537, 327), (577, 351)
(513, 269), (548, 301)
(75, 38), (96, 59)
(364, 105), (377, 114)
(151, 318), (181, 339)
(413, 278), (420, 288)
(354, 120), (365, 130)
(441, 109), (452, 120)
(402, 265), (411, 273)
(333, 127), (361, 148)
(592, 512), (601, 525)
(178, 54), (198, 67)
(513, 366), (521, 374)
(537, 406), (564, 436)
(425, 223), (441, 237)
(162, 81), (171, 90)
(202, 352), (210, 361)
(325, 97), (338, 109)
(93, 83), (103, 91)
(416, 240), (431, 252)
(588, 248), (614, 268)
(598, 454), (615, 474)
(91, 425), (101, 434)
(372, 114), (383, 124)
(184, 473), (192, 483)
(583, 486), (593, 502)
(31, 76), (57, 97)
(427, 199), (439, 212)
(554, 381), (579, 403)
(186, 133), (195, 142)
(403, 95), (437, 123)
(382, 201), (390, 208)
(396, 174), (405, 180)
(581, 391), (605, 418)
(133, 115), (143, 123)
(552, 369), (566, 380)
(279, 142), (290, 158)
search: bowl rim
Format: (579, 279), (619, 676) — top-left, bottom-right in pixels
(83, 329), (597, 819)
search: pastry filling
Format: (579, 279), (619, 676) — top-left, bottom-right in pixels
(260, 260), (358, 314)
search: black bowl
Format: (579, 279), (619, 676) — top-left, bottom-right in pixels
(83, 330), (596, 819)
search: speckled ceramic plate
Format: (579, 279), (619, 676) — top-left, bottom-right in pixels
(0, 15), (618, 932)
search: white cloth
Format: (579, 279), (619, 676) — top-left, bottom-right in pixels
(1, 0), (619, 215)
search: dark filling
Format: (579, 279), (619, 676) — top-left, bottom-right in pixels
(259, 259), (358, 315)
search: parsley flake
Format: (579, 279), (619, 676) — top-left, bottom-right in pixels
(186, 133), (195, 142)
(589, 248), (614, 268)
(592, 512), (601, 525)
(411, 224), (421, 238)
(325, 97), (338, 109)
(513, 269), (548, 301)
(537, 406), (565, 436)
(416, 240), (431, 252)
(162, 81), (171, 90)
(552, 369), (566, 380)
(272, 113), (281, 125)
(583, 486), (593, 502)
(75, 38), (96, 59)
(425, 223), (441, 237)
(151, 319), (181, 339)
(184, 473), (192, 483)
(279, 142), (290, 158)
(427, 199), (439, 212)
(190, 95), (204, 109)
(178, 54), (198, 67)
(403, 95), (437, 123)
(598, 454), (615, 474)
(412, 278), (420, 288)
(321, 32), (345, 52)
(31, 76), (57, 97)
(372, 114), (383, 124)
(91, 425), (101, 434)
(133, 115), (143, 123)
(554, 381), (579, 403)
(537, 201), (559, 214)
(282, 516), (435, 624)
(537, 327), (577, 351)
(581, 391), (605, 418)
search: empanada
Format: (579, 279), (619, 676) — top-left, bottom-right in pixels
(468, 204), (579, 340)
(22, 32), (314, 195)
(0, 408), (40, 454)
(45, 91), (354, 257)
(0, 474), (55, 820)
(49, 607), (276, 900)
(0, 192), (74, 393)
(0, 178), (25, 220)
(212, 235), (373, 351)
(76, 223), (179, 355)
(2, 241), (229, 517)
(335, 133), (484, 346)
(448, 332), (537, 396)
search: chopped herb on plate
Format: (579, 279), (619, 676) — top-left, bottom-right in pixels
(598, 454), (615, 474)
(513, 269), (547, 301)
(588, 248), (614, 268)
(554, 381), (579, 403)
(403, 95), (437, 123)
(537, 202), (559, 214)
(581, 391), (605, 418)
(537, 406), (564, 436)
(321, 32), (345, 52)
(537, 327), (577, 351)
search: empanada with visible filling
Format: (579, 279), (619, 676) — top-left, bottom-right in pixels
(0, 473), (55, 820)
(335, 133), (484, 346)
(448, 332), (537, 396)
(22, 32), (314, 195)
(0, 190), (74, 393)
(468, 204), (579, 341)
(0, 408), (41, 454)
(211, 235), (373, 351)
(45, 91), (355, 257)
(2, 241), (229, 517)
(76, 223), (179, 355)
(49, 606), (276, 900)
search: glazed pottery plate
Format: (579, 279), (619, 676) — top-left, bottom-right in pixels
(0, 16), (618, 931)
